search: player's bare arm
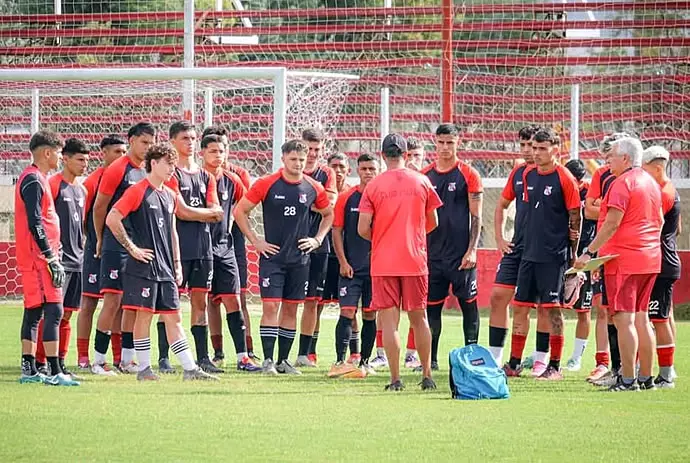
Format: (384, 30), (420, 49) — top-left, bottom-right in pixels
(232, 196), (280, 258)
(92, 191), (112, 257)
(105, 208), (154, 263)
(357, 212), (373, 241)
(170, 214), (183, 286)
(299, 206), (334, 253)
(568, 207), (582, 266)
(494, 196), (513, 255)
(584, 197), (600, 221)
(461, 191), (483, 269)
(425, 209), (439, 234)
(175, 193), (223, 223)
(574, 208), (623, 269)
(332, 225), (353, 278)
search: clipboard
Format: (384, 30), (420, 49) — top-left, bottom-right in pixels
(565, 254), (618, 275)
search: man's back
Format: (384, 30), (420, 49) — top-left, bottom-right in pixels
(601, 168), (663, 275)
(359, 168), (442, 277)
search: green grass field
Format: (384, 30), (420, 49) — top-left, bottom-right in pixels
(1, 304), (688, 462)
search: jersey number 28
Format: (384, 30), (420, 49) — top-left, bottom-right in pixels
(283, 206), (297, 216)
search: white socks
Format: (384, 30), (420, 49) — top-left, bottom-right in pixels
(134, 338), (151, 371)
(170, 338), (196, 371)
(571, 338), (588, 360)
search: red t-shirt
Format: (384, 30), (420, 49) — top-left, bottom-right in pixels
(359, 168), (443, 277)
(600, 168), (663, 275)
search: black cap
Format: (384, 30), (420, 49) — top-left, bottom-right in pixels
(381, 133), (407, 153)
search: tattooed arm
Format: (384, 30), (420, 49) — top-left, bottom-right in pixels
(460, 191), (483, 269)
(105, 209), (153, 263)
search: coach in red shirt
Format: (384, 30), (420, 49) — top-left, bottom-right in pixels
(574, 137), (663, 392)
(358, 133), (443, 392)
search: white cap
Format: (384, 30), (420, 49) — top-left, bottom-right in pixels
(642, 146), (670, 164)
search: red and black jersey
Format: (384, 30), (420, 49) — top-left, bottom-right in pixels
(14, 165), (61, 271)
(305, 165), (337, 254)
(422, 160), (482, 264)
(245, 169), (330, 266)
(82, 166), (104, 251)
(210, 169), (245, 260)
(165, 167), (218, 261)
(660, 180), (681, 280)
(578, 180), (597, 253)
(49, 173), (86, 272)
(113, 178), (178, 282)
(501, 163), (530, 252)
(522, 164), (580, 263)
(99, 156), (146, 253)
(227, 163), (251, 254)
(333, 185), (371, 276)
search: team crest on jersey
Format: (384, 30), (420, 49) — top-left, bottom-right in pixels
(448, 182), (456, 192)
(221, 191), (229, 201)
(73, 212), (79, 222)
(109, 269), (119, 280)
(78, 198), (84, 208)
(142, 287), (151, 298)
(88, 273), (97, 284)
(262, 278), (270, 288)
(544, 186), (553, 196)
(298, 193), (307, 204)
(339, 286), (348, 297)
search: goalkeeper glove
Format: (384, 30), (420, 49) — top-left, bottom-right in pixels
(46, 256), (65, 288)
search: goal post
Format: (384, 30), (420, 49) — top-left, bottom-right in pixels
(0, 66), (359, 174)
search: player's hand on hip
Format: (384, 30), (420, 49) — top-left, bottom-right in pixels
(130, 246), (154, 263)
(298, 237), (320, 253)
(175, 261), (183, 286)
(496, 237), (513, 256)
(573, 254), (590, 270)
(339, 262), (354, 279)
(459, 249), (477, 269)
(46, 256), (65, 288)
(255, 239), (280, 258)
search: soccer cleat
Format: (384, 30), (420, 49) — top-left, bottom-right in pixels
(342, 366), (367, 379)
(653, 375), (675, 389)
(404, 353), (421, 369)
(294, 355), (317, 368)
(419, 377), (437, 391)
(328, 361), (359, 378)
(60, 364), (82, 381)
(237, 357), (262, 373)
(502, 362), (523, 377)
(19, 373), (45, 384)
(199, 358), (225, 374)
(77, 359), (91, 371)
(413, 361), (440, 373)
(119, 361), (139, 374)
(608, 377), (639, 392)
(211, 354), (225, 368)
(536, 366), (563, 381)
(384, 380), (404, 392)
(276, 360), (302, 375)
(45, 373), (80, 386)
(307, 353), (318, 366)
(669, 366), (678, 381)
(586, 365), (609, 383)
(531, 361), (547, 377)
(247, 352), (261, 365)
(137, 366), (160, 381)
(369, 354), (388, 369)
(592, 370), (619, 388)
(638, 377), (656, 391)
(261, 359), (278, 376)
(566, 357), (582, 372)
(158, 358), (176, 374)
(521, 355), (535, 370)
(36, 362), (49, 376)
(91, 362), (118, 377)
(183, 367), (219, 381)
(346, 353), (361, 365)
(360, 362), (377, 376)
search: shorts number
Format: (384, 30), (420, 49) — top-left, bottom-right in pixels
(284, 206), (297, 216)
(189, 197), (201, 207)
(648, 300), (659, 312)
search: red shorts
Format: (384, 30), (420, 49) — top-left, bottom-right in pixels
(605, 273), (657, 315)
(371, 275), (428, 312)
(20, 264), (63, 310)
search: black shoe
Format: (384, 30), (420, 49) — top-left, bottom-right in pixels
(653, 375), (675, 389)
(384, 380), (404, 391)
(608, 376), (640, 392)
(248, 352), (261, 362)
(199, 357), (224, 374)
(431, 360), (439, 371)
(419, 377), (437, 391)
(36, 362), (49, 376)
(638, 377), (656, 391)
(158, 358), (176, 374)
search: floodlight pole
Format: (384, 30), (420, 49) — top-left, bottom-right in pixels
(183, 0), (195, 121)
(31, 88), (40, 133)
(272, 68), (288, 173)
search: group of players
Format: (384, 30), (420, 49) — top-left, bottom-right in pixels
(15, 119), (680, 391)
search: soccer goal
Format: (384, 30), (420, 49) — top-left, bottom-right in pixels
(0, 66), (358, 300)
